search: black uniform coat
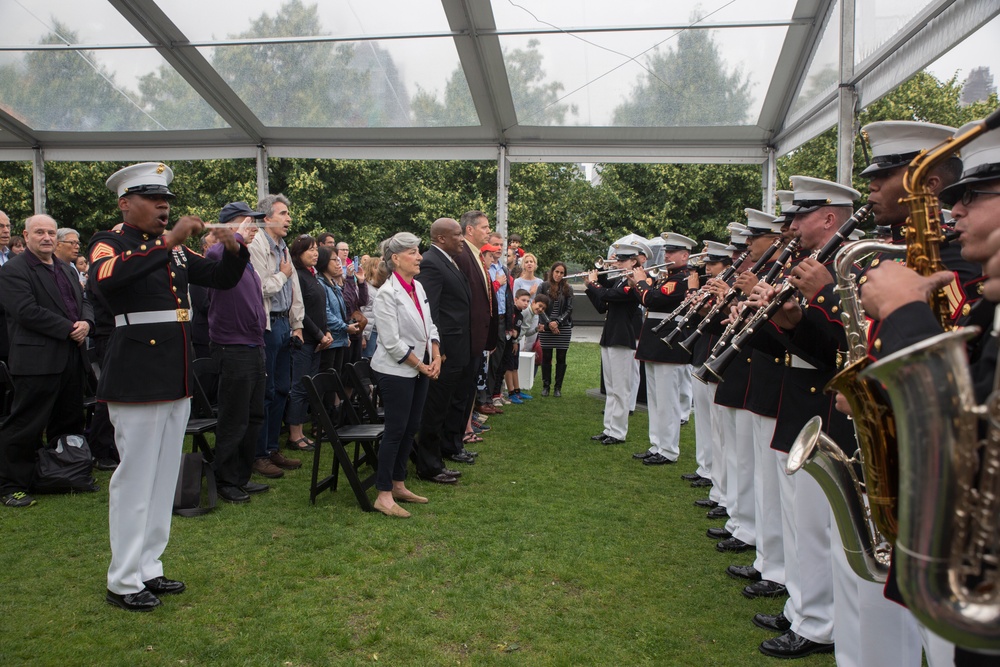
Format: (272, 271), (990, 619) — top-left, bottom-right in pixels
(585, 274), (640, 348)
(0, 251), (93, 376)
(634, 269), (693, 364)
(88, 224), (248, 403)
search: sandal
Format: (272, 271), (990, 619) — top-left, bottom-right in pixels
(287, 437), (315, 452)
(463, 432), (483, 444)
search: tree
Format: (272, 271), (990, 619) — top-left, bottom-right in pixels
(413, 39), (575, 127)
(612, 28), (751, 126)
(778, 71), (1000, 192)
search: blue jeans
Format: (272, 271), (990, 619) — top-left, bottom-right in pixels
(257, 316), (291, 458)
(373, 371), (429, 492)
(362, 329), (378, 359)
(287, 344), (321, 425)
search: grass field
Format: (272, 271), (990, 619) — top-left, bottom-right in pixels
(0, 343), (836, 666)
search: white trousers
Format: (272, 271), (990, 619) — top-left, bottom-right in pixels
(629, 357), (641, 411)
(680, 365), (693, 419)
(708, 399), (728, 504)
(778, 451), (835, 644)
(752, 414), (785, 584)
(830, 508), (924, 667)
(646, 361), (689, 460)
(917, 620), (957, 667)
(107, 398), (191, 594)
(601, 346), (635, 440)
(691, 378), (715, 480)
(724, 408), (756, 544)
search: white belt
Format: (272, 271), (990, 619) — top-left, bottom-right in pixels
(787, 354), (817, 370)
(646, 312), (670, 320)
(115, 309), (191, 327)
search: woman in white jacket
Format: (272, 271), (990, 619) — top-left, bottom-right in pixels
(370, 232), (441, 517)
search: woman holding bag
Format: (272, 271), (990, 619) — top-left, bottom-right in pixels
(370, 232), (441, 518)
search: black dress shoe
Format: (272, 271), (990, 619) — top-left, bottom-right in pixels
(446, 452), (476, 464)
(706, 506), (729, 520)
(441, 468), (462, 478)
(680, 472), (702, 481)
(143, 576), (186, 595)
(106, 589), (161, 612)
(592, 433), (610, 441)
(642, 453), (676, 466)
(419, 472), (458, 484)
(706, 527), (732, 540)
(693, 498), (719, 508)
(743, 579), (788, 599)
(717, 537), (753, 553)
(553, 389), (561, 397)
(727, 564), (762, 581)
(690, 477), (713, 488)
(601, 436), (625, 445)
(242, 481), (270, 494)
(632, 450), (654, 460)
(218, 485), (250, 504)
(752, 612), (791, 632)
(759, 630), (833, 658)
(93, 458), (119, 471)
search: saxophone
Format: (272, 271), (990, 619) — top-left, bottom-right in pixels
(859, 109), (1000, 650)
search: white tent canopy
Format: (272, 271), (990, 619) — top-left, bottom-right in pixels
(1, 0), (997, 216)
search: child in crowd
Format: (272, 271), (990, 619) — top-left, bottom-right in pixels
(504, 290), (548, 403)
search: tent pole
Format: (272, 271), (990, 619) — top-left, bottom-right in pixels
(32, 146), (46, 215)
(836, 0), (857, 187)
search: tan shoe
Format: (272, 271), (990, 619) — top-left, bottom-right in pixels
(252, 458), (284, 478)
(392, 490), (428, 504)
(373, 498), (411, 518)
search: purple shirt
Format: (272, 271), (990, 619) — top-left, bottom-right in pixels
(206, 236), (267, 346)
(25, 251), (80, 322)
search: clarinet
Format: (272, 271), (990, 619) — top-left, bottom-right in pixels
(659, 249), (752, 345)
(696, 203), (873, 383)
(674, 239), (783, 352)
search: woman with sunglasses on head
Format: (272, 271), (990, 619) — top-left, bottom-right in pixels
(537, 261), (574, 396)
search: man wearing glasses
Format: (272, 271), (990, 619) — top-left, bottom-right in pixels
(54, 228), (82, 281)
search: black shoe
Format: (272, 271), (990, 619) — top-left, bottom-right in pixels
(418, 472), (458, 484)
(706, 506), (729, 520)
(93, 458), (119, 471)
(680, 418), (689, 426)
(541, 387), (550, 397)
(553, 389), (561, 397)
(690, 477), (713, 488)
(707, 527), (732, 540)
(218, 485), (250, 503)
(752, 612), (791, 633)
(727, 565), (762, 581)
(106, 589), (161, 612)
(143, 576), (186, 595)
(242, 482), (270, 494)
(717, 537), (753, 553)
(592, 433), (611, 441)
(1, 491), (36, 508)
(642, 453), (676, 466)
(759, 631), (833, 659)
(680, 472), (702, 481)
(601, 436), (625, 445)
(632, 450), (654, 460)
(463, 449), (479, 458)
(441, 468), (462, 478)
(446, 452), (476, 464)
(693, 498), (719, 508)
(743, 580), (788, 599)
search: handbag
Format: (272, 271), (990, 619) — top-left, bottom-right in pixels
(350, 310), (368, 333)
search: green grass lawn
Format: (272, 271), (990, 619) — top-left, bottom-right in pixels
(0, 343), (835, 666)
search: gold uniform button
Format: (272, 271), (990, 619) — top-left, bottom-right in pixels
(962, 303), (971, 316)
(832, 306), (839, 313)
(871, 258), (880, 267)
(126, 251), (132, 256)
(874, 338), (882, 352)
(817, 295), (825, 304)
(746, 357), (751, 363)
(140, 244), (146, 250)
(810, 387), (817, 393)
(149, 339), (156, 345)
(859, 275), (868, 285)
(171, 286), (178, 292)
(775, 357), (780, 364)
(171, 272), (176, 278)
(155, 240), (162, 246)
(176, 298), (183, 305)
(978, 283), (985, 294)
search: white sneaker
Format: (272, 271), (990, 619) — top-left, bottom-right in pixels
(493, 397), (504, 408)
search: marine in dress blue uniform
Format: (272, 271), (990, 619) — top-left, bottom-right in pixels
(90, 163), (249, 612)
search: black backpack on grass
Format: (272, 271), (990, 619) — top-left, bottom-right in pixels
(172, 452), (218, 517)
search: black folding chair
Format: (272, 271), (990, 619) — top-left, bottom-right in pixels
(346, 359), (384, 424)
(303, 370), (384, 510)
(0, 361), (14, 420)
(186, 357), (220, 461)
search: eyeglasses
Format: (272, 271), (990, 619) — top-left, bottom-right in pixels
(960, 189), (1000, 207)
(59, 240), (81, 246)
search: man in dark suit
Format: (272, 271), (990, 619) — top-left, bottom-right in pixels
(414, 218), (472, 483)
(0, 214), (94, 508)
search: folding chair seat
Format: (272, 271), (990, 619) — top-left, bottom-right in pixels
(303, 370), (384, 510)
(346, 359), (384, 423)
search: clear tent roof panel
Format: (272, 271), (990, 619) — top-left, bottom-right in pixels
(155, 0), (453, 40)
(499, 25), (787, 128)
(0, 0), (149, 46)
(856, 0), (938, 65)
(788, 0), (840, 118)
